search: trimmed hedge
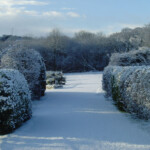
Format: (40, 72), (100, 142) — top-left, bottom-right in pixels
(1, 46), (46, 100)
(103, 66), (150, 119)
(0, 69), (32, 134)
(40, 58), (46, 96)
(109, 47), (150, 66)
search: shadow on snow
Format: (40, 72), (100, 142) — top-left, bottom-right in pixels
(1, 91), (150, 150)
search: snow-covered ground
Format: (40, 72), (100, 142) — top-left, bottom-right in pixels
(0, 72), (150, 150)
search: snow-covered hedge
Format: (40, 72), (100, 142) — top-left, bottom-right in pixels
(1, 46), (46, 100)
(0, 69), (32, 134)
(40, 58), (46, 96)
(103, 66), (150, 119)
(46, 71), (66, 89)
(109, 47), (150, 66)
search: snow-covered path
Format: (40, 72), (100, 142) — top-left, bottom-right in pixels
(1, 72), (150, 150)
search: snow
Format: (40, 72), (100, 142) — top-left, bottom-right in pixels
(0, 72), (150, 150)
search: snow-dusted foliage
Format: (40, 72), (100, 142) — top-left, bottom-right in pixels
(46, 71), (66, 89)
(39, 58), (46, 96)
(109, 47), (150, 66)
(1, 46), (46, 100)
(0, 69), (32, 134)
(103, 66), (150, 119)
(102, 66), (114, 97)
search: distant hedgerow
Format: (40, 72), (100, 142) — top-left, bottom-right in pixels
(109, 47), (150, 66)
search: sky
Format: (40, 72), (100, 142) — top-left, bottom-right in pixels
(0, 0), (150, 37)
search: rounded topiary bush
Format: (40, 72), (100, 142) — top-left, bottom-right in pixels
(0, 69), (32, 134)
(1, 46), (46, 100)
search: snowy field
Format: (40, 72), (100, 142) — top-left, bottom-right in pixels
(0, 72), (150, 150)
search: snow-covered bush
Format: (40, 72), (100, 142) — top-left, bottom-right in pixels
(103, 66), (150, 119)
(109, 47), (150, 66)
(46, 71), (66, 89)
(0, 69), (32, 134)
(1, 46), (46, 100)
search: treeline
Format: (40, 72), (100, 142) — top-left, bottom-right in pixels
(1, 24), (150, 72)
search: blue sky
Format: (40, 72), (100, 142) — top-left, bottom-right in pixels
(0, 0), (150, 36)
